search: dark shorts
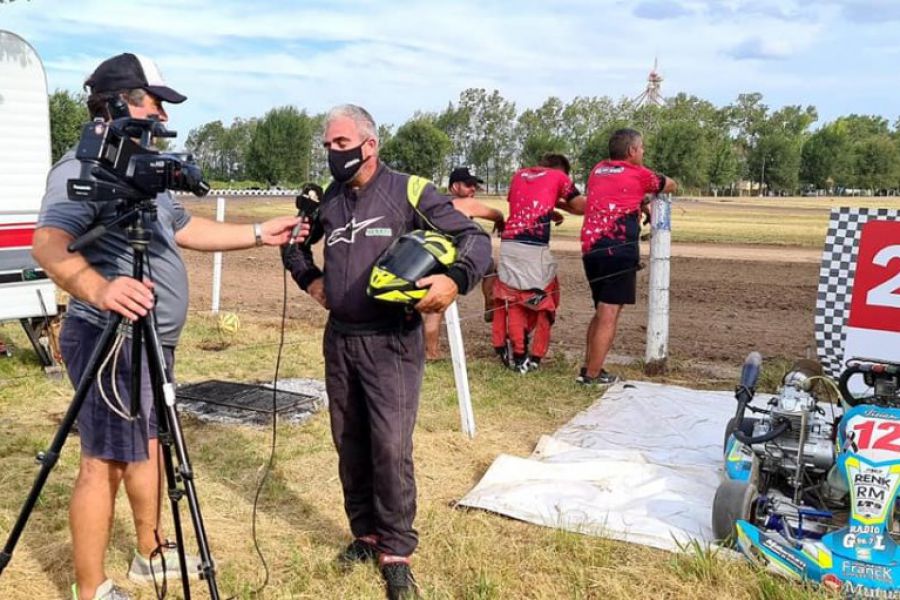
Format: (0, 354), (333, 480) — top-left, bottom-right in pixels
(59, 316), (175, 463)
(582, 253), (638, 306)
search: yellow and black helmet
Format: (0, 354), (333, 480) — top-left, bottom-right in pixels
(368, 230), (457, 304)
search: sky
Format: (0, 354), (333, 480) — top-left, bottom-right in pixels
(3, 0), (899, 147)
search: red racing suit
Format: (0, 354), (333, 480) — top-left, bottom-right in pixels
(491, 277), (560, 360)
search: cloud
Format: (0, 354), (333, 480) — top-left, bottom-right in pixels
(2, 0), (897, 143)
(725, 37), (795, 60)
(836, 0), (900, 23)
(704, 0), (808, 22)
(633, 0), (692, 19)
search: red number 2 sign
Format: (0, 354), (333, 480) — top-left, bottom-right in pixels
(844, 220), (900, 373)
(848, 220), (900, 334)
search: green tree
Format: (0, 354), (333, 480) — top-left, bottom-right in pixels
(245, 106), (313, 186)
(48, 89), (89, 162)
(648, 119), (709, 191)
(307, 113), (328, 184)
(435, 102), (472, 175)
(752, 133), (805, 194)
(852, 135), (900, 191)
(516, 97), (571, 167)
(454, 88), (516, 192)
(707, 134), (741, 195)
(836, 114), (891, 140)
(517, 97), (565, 148)
(377, 123), (394, 147)
(185, 120), (228, 179)
(576, 121), (630, 177)
(185, 117), (257, 181)
(380, 118), (451, 181)
(224, 117), (257, 180)
(560, 96), (618, 179)
(727, 92), (768, 185)
(800, 124), (850, 190)
(519, 133), (568, 169)
(741, 102), (816, 194)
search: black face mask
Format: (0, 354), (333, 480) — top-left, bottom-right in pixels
(328, 140), (370, 183)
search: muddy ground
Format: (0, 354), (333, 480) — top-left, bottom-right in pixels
(182, 236), (821, 373)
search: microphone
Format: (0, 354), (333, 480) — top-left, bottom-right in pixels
(291, 183), (323, 245)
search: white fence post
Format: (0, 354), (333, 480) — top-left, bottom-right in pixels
(444, 301), (476, 438)
(644, 193), (671, 374)
(211, 196), (225, 314)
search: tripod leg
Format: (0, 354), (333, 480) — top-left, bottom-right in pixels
(0, 315), (123, 575)
(142, 314), (220, 600)
(146, 340), (193, 599)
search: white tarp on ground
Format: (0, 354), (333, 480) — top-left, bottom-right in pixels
(458, 381), (741, 552)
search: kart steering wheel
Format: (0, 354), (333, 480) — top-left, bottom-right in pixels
(839, 361), (900, 407)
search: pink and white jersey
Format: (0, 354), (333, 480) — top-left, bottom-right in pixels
(581, 160), (662, 257)
(502, 167), (578, 246)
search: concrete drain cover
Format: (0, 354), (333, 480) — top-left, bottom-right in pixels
(176, 378), (326, 425)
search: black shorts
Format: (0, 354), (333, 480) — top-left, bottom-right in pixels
(582, 253), (638, 306)
(60, 316), (174, 462)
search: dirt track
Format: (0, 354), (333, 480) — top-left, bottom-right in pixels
(183, 239), (820, 370)
(552, 239), (821, 264)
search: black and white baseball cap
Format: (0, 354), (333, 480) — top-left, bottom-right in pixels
(84, 53), (187, 103)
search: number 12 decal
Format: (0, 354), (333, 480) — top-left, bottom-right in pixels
(853, 420), (900, 452)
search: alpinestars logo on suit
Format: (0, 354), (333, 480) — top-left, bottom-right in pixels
(327, 216), (384, 246)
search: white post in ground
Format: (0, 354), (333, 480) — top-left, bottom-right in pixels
(444, 301), (476, 438)
(211, 196), (225, 314)
(644, 193), (671, 374)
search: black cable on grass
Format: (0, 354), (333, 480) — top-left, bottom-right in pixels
(246, 265), (291, 597)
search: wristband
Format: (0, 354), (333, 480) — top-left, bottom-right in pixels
(253, 223), (263, 246)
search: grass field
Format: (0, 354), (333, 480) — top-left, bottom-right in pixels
(0, 316), (831, 599)
(1, 195), (893, 598)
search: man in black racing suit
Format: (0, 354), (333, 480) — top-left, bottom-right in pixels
(282, 104), (491, 599)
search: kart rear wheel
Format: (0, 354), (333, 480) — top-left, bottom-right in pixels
(712, 480), (758, 545)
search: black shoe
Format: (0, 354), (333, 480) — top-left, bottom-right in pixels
(512, 354), (530, 374)
(381, 560), (418, 600)
(526, 357), (541, 372)
(576, 367), (620, 386)
(495, 346), (511, 368)
(338, 537), (378, 565)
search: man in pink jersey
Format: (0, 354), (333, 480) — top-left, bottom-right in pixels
(575, 128), (677, 385)
(493, 153), (583, 372)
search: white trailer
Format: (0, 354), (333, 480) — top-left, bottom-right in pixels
(0, 30), (59, 367)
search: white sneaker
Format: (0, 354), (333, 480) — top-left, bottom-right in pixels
(72, 579), (132, 600)
(127, 545), (203, 583)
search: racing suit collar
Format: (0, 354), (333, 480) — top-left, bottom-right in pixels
(347, 160), (387, 195)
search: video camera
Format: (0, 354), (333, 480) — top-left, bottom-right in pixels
(67, 116), (209, 203)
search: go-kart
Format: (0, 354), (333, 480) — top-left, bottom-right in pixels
(713, 353), (900, 598)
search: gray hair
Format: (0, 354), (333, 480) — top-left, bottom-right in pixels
(325, 104), (378, 142)
(86, 88), (148, 119)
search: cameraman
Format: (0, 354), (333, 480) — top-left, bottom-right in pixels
(32, 53), (301, 600)
(283, 105), (491, 599)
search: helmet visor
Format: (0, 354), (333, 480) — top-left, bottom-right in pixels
(377, 236), (440, 284)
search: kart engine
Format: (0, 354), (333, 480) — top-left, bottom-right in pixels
(750, 362), (835, 479)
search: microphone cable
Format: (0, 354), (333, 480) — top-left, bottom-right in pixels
(245, 252), (292, 597)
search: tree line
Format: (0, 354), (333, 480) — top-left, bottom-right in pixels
(48, 88), (900, 195)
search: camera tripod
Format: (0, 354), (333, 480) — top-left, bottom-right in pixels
(0, 201), (220, 599)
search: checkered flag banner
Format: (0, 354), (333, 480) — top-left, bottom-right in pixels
(815, 207), (900, 378)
